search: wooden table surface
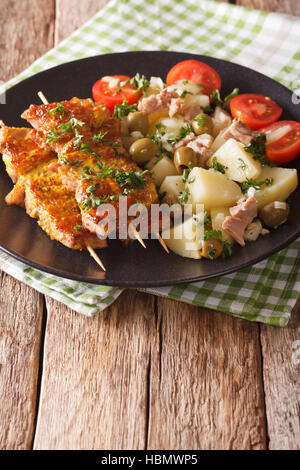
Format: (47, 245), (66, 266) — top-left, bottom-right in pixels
(0, 0), (300, 451)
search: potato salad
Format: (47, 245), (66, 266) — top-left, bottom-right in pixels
(92, 59), (299, 260)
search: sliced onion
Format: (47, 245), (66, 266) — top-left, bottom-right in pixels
(266, 125), (291, 144)
(101, 76), (121, 90)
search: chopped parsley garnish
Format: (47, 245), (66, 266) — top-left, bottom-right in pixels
(130, 73), (150, 94)
(182, 168), (191, 183)
(48, 103), (65, 118)
(81, 185), (103, 209)
(167, 124), (193, 146)
(73, 128), (84, 148)
(96, 161), (105, 170)
(182, 80), (189, 85)
(211, 157), (228, 174)
(46, 118), (84, 144)
(158, 191), (167, 202)
(113, 100), (138, 118)
(238, 158), (246, 170)
(202, 88), (239, 114)
(83, 166), (94, 175)
(46, 128), (60, 144)
(182, 168), (195, 184)
(147, 133), (172, 157)
(91, 132), (121, 155)
(58, 118), (84, 133)
(224, 88), (239, 103)
(204, 212), (212, 231)
(80, 143), (102, 159)
(74, 225), (83, 231)
(193, 114), (206, 126)
(204, 230), (222, 241)
(92, 131), (108, 144)
(109, 140), (121, 155)
(178, 187), (190, 205)
(244, 133), (275, 167)
(222, 240), (233, 259)
(114, 170), (148, 190)
(156, 122), (166, 130)
(97, 166), (117, 178)
(59, 156), (79, 166)
(208, 249), (217, 260)
(201, 104), (214, 114)
(209, 89), (223, 107)
(180, 90), (192, 98)
(240, 177), (274, 192)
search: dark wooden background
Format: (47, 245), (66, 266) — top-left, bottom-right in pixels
(0, 0), (299, 450)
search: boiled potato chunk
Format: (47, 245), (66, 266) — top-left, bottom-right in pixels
(162, 216), (202, 259)
(151, 156), (178, 187)
(209, 138), (262, 182)
(210, 128), (229, 153)
(182, 93), (210, 110)
(210, 207), (234, 245)
(148, 110), (169, 134)
(159, 117), (185, 135)
(187, 167), (243, 211)
(160, 176), (185, 205)
(254, 166), (298, 209)
(212, 106), (232, 137)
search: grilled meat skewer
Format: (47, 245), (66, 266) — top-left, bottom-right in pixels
(0, 124), (106, 250)
(22, 98), (158, 238)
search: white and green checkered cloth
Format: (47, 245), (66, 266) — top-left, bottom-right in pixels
(1, 0), (300, 326)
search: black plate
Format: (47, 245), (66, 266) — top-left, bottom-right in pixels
(0, 51), (299, 287)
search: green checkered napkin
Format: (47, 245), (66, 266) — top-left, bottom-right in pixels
(1, 0), (300, 325)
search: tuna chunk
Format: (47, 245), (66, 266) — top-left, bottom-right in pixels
(222, 195), (258, 246)
(169, 97), (185, 118)
(187, 135), (213, 167)
(138, 89), (179, 114)
(173, 133), (195, 150)
(183, 104), (203, 121)
(222, 118), (254, 146)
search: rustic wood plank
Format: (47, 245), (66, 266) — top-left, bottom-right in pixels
(0, 0), (55, 82)
(55, 0), (111, 43)
(237, 0), (300, 15)
(148, 299), (267, 450)
(0, 0), (55, 450)
(33, 291), (155, 449)
(260, 300), (300, 450)
(0, 272), (44, 449)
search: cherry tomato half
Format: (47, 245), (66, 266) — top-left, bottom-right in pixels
(259, 120), (300, 164)
(92, 75), (141, 114)
(230, 93), (282, 130)
(166, 59), (221, 96)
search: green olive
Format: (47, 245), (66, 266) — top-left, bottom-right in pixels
(129, 138), (158, 164)
(174, 147), (197, 174)
(259, 201), (290, 228)
(201, 237), (224, 260)
(127, 112), (149, 136)
(192, 113), (213, 136)
(122, 136), (136, 152)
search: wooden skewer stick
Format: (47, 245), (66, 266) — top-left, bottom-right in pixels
(37, 91), (48, 105)
(37, 91), (106, 271)
(156, 233), (169, 254)
(86, 244), (106, 271)
(128, 222), (146, 249)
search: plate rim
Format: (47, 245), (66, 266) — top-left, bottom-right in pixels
(0, 50), (299, 287)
